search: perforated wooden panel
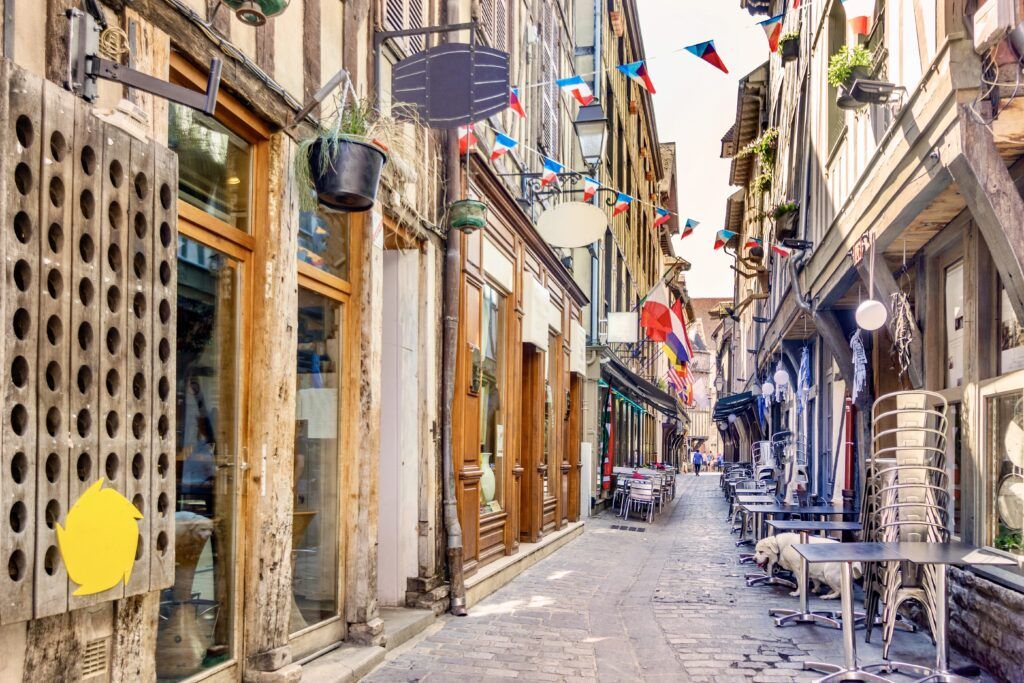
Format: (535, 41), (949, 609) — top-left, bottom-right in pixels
(0, 60), (177, 622)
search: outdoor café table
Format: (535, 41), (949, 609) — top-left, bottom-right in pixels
(742, 504), (859, 542)
(764, 520), (864, 630)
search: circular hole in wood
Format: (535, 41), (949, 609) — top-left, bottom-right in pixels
(132, 373), (146, 400)
(77, 365), (92, 394)
(13, 260), (30, 291)
(134, 532), (143, 561)
(105, 411), (119, 439)
(158, 376), (169, 402)
(108, 201), (123, 233)
(11, 356), (28, 388)
(10, 404), (28, 436)
(45, 361), (61, 391)
(159, 299), (171, 324)
(49, 130), (67, 162)
(158, 338), (170, 363)
(15, 115), (33, 148)
(105, 368), (120, 397)
(158, 492), (169, 516)
(79, 232), (94, 262)
(131, 413), (144, 439)
(156, 531), (168, 555)
(160, 221), (172, 248)
(133, 252), (146, 279)
(45, 407), (60, 437)
(43, 546), (58, 576)
(78, 277), (94, 306)
(44, 501), (59, 530)
(9, 501), (26, 533)
(81, 145), (96, 176)
(46, 315), (62, 345)
(106, 327), (121, 355)
(160, 183), (171, 210)
(14, 211), (31, 243)
(8, 550), (26, 581)
(159, 261), (171, 286)
(107, 242), (121, 273)
(76, 409), (91, 438)
(134, 172), (148, 200)
(48, 176), (65, 207)
(45, 453), (60, 484)
(131, 493), (144, 515)
(158, 414), (169, 438)
(47, 222), (63, 253)
(132, 332), (146, 360)
(11, 452), (27, 484)
(109, 159), (124, 188)
(14, 163), (31, 195)
(106, 285), (121, 313)
(105, 452), (119, 479)
(46, 269), (62, 300)
(13, 308), (30, 340)
(133, 292), (146, 320)
(157, 452), (169, 477)
(79, 189), (95, 219)
(77, 321), (93, 351)
(76, 453), (91, 481)
(133, 212), (147, 239)
(131, 452), (144, 480)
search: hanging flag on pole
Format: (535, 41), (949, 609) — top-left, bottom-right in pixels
(540, 157), (564, 187)
(653, 207), (672, 228)
(556, 76), (595, 105)
(509, 86), (527, 118)
(843, 0), (875, 35)
(714, 229), (737, 250)
(681, 218), (699, 239)
(640, 281), (673, 342)
(583, 176), (601, 202)
(612, 192), (634, 217)
(771, 244), (793, 258)
(458, 125), (477, 155)
(617, 60), (657, 94)
(684, 41), (729, 74)
(758, 14), (785, 52)
(490, 133), (518, 161)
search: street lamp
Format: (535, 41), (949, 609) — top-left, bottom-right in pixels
(573, 102), (609, 171)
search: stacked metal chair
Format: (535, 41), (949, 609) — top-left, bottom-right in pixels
(772, 432), (810, 506)
(864, 391), (950, 659)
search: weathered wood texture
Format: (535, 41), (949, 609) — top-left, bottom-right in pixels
(110, 592), (159, 683)
(854, 257), (925, 389)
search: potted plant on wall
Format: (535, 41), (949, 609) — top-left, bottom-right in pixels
(296, 98), (390, 212)
(779, 32), (800, 63)
(828, 44), (873, 110)
(771, 200), (800, 239)
(449, 197), (488, 233)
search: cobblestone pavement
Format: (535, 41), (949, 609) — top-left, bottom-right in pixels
(365, 474), (992, 682)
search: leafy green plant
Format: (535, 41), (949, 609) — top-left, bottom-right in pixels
(778, 31), (800, 47)
(771, 201), (799, 219)
(754, 172), (773, 195)
(738, 127), (778, 169)
(827, 44), (873, 88)
(995, 530), (1023, 553)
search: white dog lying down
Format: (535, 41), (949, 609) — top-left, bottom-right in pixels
(752, 532), (862, 600)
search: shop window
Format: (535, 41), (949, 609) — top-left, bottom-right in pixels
(158, 236), (239, 680)
(291, 289), (342, 633)
(999, 287), (1024, 374)
(168, 103), (252, 232)
(985, 394), (1023, 556)
(479, 284), (506, 515)
(544, 334), (557, 495)
(945, 260), (965, 388)
(298, 211), (350, 281)
(950, 402), (963, 536)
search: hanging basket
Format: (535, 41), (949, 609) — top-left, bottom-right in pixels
(837, 66), (871, 110)
(449, 199), (488, 233)
(780, 37), (800, 63)
(307, 137), (387, 212)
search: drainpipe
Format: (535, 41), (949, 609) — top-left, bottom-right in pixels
(588, 242), (599, 342)
(440, 0), (467, 618)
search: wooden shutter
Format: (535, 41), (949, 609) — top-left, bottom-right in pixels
(385, 0), (423, 55)
(540, 4), (559, 155)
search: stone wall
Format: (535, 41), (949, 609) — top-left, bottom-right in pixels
(949, 567), (1024, 682)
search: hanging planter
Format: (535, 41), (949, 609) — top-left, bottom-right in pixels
(221, 0), (290, 26)
(771, 200), (800, 239)
(779, 32), (800, 63)
(828, 45), (873, 111)
(449, 199), (488, 233)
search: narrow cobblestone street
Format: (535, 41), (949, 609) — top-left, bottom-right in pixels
(366, 474), (989, 682)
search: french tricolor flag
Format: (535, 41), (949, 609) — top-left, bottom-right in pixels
(746, 237), (763, 249)
(583, 176), (600, 202)
(843, 0), (875, 36)
(714, 229), (737, 250)
(681, 218), (699, 239)
(772, 244), (792, 258)
(618, 61), (656, 94)
(540, 157), (564, 187)
(509, 87), (526, 118)
(612, 192), (634, 217)
(653, 208), (672, 228)
(458, 125), (477, 155)
(759, 14), (784, 52)
(556, 76), (595, 106)
(490, 133), (518, 161)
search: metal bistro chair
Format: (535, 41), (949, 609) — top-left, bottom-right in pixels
(623, 479), (656, 523)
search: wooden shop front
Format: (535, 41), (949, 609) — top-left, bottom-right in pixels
(454, 163), (587, 575)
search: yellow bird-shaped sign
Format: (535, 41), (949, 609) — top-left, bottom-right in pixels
(56, 479), (143, 596)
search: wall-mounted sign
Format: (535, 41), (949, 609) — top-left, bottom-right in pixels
(536, 202), (608, 249)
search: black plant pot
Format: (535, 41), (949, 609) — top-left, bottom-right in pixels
(837, 65), (872, 109)
(775, 211), (799, 239)
(780, 39), (799, 63)
(308, 137), (387, 212)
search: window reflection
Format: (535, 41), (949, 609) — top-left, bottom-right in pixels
(945, 261), (964, 388)
(157, 236), (238, 681)
(989, 394), (1024, 557)
(479, 285), (505, 514)
(298, 211), (350, 281)
(291, 289), (342, 632)
(543, 333), (558, 497)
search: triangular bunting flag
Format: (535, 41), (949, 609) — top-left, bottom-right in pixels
(681, 218), (699, 239)
(772, 244), (792, 258)
(612, 192), (634, 217)
(653, 207), (672, 228)
(684, 41), (728, 74)
(583, 177), (600, 202)
(490, 133), (518, 161)
(617, 60), (656, 94)
(509, 87), (526, 118)
(843, 0), (875, 36)
(556, 76), (595, 106)
(759, 14), (784, 52)
(714, 229), (737, 250)
(541, 157), (564, 187)
(458, 125), (477, 155)
(745, 237), (763, 249)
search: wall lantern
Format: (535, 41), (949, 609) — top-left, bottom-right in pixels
(221, 0), (291, 26)
(761, 381), (775, 396)
(774, 365), (789, 387)
(573, 102), (609, 170)
(854, 233), (889, 331)
(727, 414), (738, 425)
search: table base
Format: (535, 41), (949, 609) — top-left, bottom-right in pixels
(862, 661), (975, 683)
(770, 607), (867, 630)
(738, 553), (755, 564)
(745, 572), (797, 589)
(803, 661), (892, 682)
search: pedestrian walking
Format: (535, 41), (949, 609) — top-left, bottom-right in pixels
(692, 449), (703, 476)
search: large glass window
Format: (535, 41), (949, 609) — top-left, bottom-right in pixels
(987, 393), (1023, 557)
(1000, 287), (1024, 374)
(478, 285), (506, 515)
(298, 211), (350, 281)
(544, 333), (559, 495)
(945, 261), (965, 388)
(158, 237), (239, 681)
(168, 103), (252, 232)
(292, 289), (342, 632)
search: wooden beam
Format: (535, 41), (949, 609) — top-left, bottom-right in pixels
(947, 104), (1024, 325)
(813, 310), (857, 391)
(854, 257), (926, 389)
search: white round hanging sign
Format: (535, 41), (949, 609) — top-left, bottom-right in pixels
(536, 202), (608, 249)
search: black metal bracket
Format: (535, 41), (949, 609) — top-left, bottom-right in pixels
(66, 9), (222, 115)
(496, 169), (617, 207)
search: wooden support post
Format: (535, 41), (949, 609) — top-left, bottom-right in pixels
(854, 257), (926, 389)
(948, 104), (1024, 325)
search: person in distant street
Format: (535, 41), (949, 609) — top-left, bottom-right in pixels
(717, 453), (724, 471)
(692, 449), (703, 476)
